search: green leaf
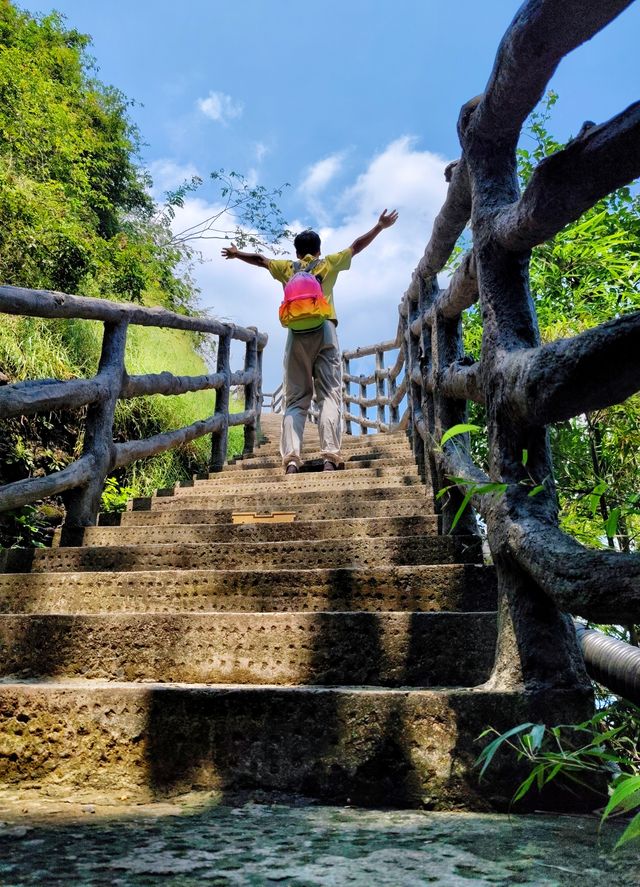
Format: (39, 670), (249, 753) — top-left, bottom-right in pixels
(476, 723), (536, 778)
(475, 482), (509, 496)
(528, 484), (546, 497)
(450, 488), (474, 532)
(602, 775), (640, 822)
(588, 481), (608, 517)
(521, 449), (529, 467)
(527, 723), (546, 753)
(604, 506), (621, 539)
(440, 424), (481, 448)
(615, 812), (640, 850)
(513, 768), (539, 802)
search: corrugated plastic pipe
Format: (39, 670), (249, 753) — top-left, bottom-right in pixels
(575, 623), (640, 705)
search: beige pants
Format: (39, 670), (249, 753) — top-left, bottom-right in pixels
(280, 321), (343, 467)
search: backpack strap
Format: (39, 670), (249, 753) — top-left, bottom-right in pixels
(293, 258), (321, 275)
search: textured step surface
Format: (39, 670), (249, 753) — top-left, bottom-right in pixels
(166, 474), (425, 498)
(15, 535), (482, 573)
(0, 416), (518, 810)
(57, 515), (440, 547)
(196, 465), (419, 485)
(223, 454), (417, 473)
(116, 498), (429, 525)
(142, 486), (430, 513)
(0, 564), (496, 614)
(0, 611), (496, 685)
(0, 681), (591, 808)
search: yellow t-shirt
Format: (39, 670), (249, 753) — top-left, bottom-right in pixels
(268, 248), (353, 325)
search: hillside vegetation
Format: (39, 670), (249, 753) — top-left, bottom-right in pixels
(0, 2), (244, 544)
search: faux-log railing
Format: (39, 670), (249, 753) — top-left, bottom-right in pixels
(0, 285), (266, 527)
(398, 0), (640, 699)
(297, 0), (638, 701)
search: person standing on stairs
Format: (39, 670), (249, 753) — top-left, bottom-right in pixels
(222, 209), (398, 473)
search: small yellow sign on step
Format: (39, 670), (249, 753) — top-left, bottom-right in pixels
(232, 511), (296, 525)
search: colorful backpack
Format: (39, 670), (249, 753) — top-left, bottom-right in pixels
(278, 259), (333, 331)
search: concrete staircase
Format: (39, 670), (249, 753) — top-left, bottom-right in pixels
(0, 415), (575, 808)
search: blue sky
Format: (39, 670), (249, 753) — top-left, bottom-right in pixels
(19, 1), (640, 389)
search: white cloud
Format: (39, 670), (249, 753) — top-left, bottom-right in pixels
(148, 159), (201, 196)
(298, 151), (347, 225)
(299, 152), (345, 196)
(167, 138), (451, 393)
(255, 142), (269, 163)
(197, 91), (243, 125)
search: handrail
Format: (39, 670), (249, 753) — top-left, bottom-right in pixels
(340, 322), (407, 435)
(262, 383), (284, 413)
(0, 285), (266, 527)
(335, 0), (640, 700)
(575, 624), (640, 705)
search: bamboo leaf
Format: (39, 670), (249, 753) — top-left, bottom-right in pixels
(604, 506), (621, 539)
(602, 775), (640, 822)
(476, 723), (536, 778)
(513, 769), (539, 802)
(450, 489), (474, 532)
(440, 423), (481, 448)
(615, 812), (640, 850)
(528, 723), (546, 753)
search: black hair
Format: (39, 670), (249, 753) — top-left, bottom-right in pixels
(293, 229), (321, 257)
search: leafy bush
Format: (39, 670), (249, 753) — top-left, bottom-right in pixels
(477, 702), (640, 849)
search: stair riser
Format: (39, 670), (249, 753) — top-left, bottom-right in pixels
(143, 487), (430, 512)
(60, 516), (439, 548)
(0, 612), (496, 685)
(0, 685), (593, 809)
(194, 466), (420, 486)
(224, 456), (417, 474)
(243, 438), (410, 455)
(237, 449), (415, 464)
(0, 565), (496, 614)
(116, 500), (430, 526)
(168, 476), (425, 498)
(21, 537), (482, 574)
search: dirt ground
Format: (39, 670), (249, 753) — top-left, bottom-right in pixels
(0, 790), (637, 886)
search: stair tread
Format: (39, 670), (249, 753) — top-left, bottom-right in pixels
(0, 677), (489, 693)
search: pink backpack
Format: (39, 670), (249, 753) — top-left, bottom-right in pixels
(278, 259), (332, 331)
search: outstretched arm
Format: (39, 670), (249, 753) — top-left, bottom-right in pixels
(221, 244), (270, 269)
(349, 209), (398, 256)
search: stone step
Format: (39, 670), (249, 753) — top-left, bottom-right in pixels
(0, 611), (496, 686)
(0, 681), (587, 808)
(249, 438), (411, 451)
(167, 474), (424, 499)
(232, 444), (415, 464)
(57, 515), (439, 548)
(197, 464), (420, 485)
(223, 454), (417, 473)
(0, 564), (495, 614)
(115, 498), (432, 526)
(236, 448), (415, 467)
(253, 427), (408, 446)
(141, 485), (430, 513)
(11, 535), (482, 574)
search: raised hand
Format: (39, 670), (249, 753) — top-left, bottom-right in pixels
(378, 209), (399, 229)
(221, 244), (239, 259)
